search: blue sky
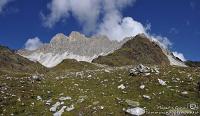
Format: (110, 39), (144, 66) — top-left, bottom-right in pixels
(0, 0), (199, 61)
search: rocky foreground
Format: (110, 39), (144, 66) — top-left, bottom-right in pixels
(0, 64), (200, 116)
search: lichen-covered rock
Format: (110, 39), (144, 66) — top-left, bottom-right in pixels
(129, 64), (160, 76)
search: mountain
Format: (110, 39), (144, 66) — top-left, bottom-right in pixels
(185, 61), (200, 67)
(18, 32), (186, 68)
(0, 45), (46, 73)
(18, 31), (123, 68)
(92, 34), (169, 66)
(92, 34), (186, 67)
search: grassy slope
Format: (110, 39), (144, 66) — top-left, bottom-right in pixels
(185, 61), (200, 67)
(49, 59), (99, 74)
(1, 65), (200, 115)
(0, 45), (47, 74)
(92, 35), (170, 67)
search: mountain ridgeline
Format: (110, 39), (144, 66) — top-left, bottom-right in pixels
(16, 32), (187, 68)
(0, 45), (46, 74)
(92, 34), (170, 66)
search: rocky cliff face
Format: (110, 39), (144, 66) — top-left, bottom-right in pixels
(18, 31), (123, 68)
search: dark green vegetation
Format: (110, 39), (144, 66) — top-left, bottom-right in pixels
(0, 45), (46, 74)
(1, 64), (200, 115)
(185, 61), (200, 67)
(51, 59), (99, 72)
(92, 34), (170, 67)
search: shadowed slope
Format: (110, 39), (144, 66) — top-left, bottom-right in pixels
(92, 34), (170, 66)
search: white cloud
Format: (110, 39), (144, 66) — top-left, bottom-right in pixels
(42, 0), (177, 51)
(173, 52), (186, 61)
(98, 16), (146, 41)
(42, 0), (101, 32)
(41, 0), (70, 28)
(150, 35), (172, 49)
(42, 0), (135, 33)
(25, 37), (43, 51)
(0, 0), (12, 13)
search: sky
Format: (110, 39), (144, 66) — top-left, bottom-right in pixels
(0, 0), (199, 61)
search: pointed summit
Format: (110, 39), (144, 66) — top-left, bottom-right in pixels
(92, 34), (170, 66)
(69, 31), (86, 41)
(50, 33), (67, 44)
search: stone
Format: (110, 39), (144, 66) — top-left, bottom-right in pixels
(59, 96), (72, 101)
(125, 99), (140, 107)
(118, 84), (126, 90)
(140, 85), (145, 89)
(126, 107), (145, 116)
(158, 79), (167, 86)
(66, 105), (75, 112)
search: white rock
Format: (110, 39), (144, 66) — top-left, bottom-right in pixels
(17, 97), (21, 102)
(143, 95), (151, 99)
(158, 79), (167, 86)
(105, 69), (110, 73)
(181, 91), (188, 95)
(126, 107), (145, 116)
(100, 106), (104, 110)
(37, 96), (42, 101)
(59, 96), (72, 101)
(46, 99), (52, 105)
(50, 102), (61, 112)
(118, 84), (126, 90)
(140, 85), (145, 89)
(53, 106), (67, 116)
(66, 105), (75, 112)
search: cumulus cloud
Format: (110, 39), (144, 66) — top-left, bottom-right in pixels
(173, 52), (186, 61)
(42, 0), (170, 44)
(98, 16), (147, 41)
(42, 0), (180, 53)
(149, 35), (172, 49)
(25, 37), (43, 51)
(42, 0), (101, 33)
(0, 0), (12, 13)
(42, 0), (136, 33)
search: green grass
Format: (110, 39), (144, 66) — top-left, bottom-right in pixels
(0, 66), (200, 115)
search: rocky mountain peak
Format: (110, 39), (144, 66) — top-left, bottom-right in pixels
(135, 33), (147, 38)
(50, 33), (67, 44)
(69, 31), (86, 41)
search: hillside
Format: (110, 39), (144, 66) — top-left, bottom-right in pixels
(185, 61), (200, 67)
(1, 64), (200, 115)
(0, 45), (47, 74)
(92, 34), (170, 66)
(50, 59), (99, 73)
